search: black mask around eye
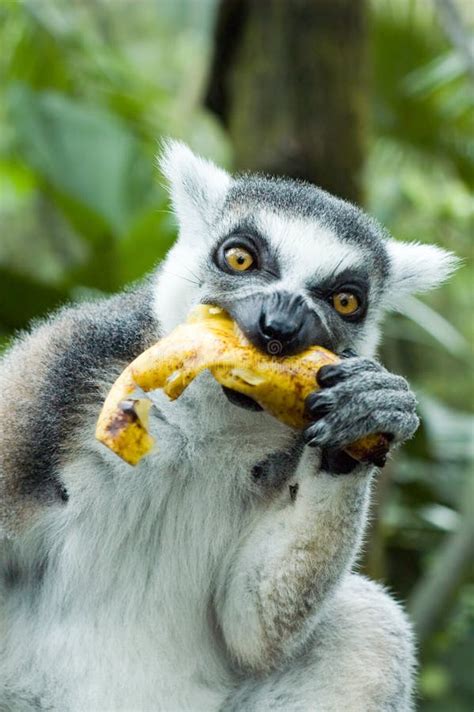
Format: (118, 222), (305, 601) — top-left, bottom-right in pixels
(221, 291), (335, 357)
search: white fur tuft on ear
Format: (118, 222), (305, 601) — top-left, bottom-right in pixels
(158, 139), (231, 239)
(386, 240), (460, 302)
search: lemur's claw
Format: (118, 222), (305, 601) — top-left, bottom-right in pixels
(316, 365), (343, 388)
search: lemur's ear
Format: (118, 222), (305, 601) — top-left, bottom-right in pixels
(386, 240), (459, 304)
(158, 140), (231, 239)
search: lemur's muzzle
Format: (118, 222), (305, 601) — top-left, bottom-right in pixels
(222, 291), (332, 357)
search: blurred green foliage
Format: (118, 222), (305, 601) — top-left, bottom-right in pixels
(0, 1), (472, 709)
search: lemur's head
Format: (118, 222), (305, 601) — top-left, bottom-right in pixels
(155, 141), (457, 359)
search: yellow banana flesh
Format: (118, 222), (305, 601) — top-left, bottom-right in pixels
(95, 305), (389, 466)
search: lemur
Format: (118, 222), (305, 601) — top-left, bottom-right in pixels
(0, 142), (457, 712)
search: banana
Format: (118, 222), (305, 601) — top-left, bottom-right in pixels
(95, 305), (389, 465)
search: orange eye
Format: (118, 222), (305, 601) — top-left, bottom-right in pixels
(332, 292), (360, 316)
(224, 246), (255, 271)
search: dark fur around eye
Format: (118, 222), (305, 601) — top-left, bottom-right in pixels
(307, 269), (369, 322)
(213, 227), (279, 278)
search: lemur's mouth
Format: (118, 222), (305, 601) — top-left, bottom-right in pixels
(221, 386), (264, 412)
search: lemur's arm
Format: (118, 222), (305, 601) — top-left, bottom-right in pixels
(215, 357), (419, 672)
(216, 452), (373, 671)
(0, 283), (159, 537)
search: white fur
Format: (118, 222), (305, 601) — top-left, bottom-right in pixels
(159, 140), (232, 242)
(256, 210), (365, 288)
(386, 239), (459, 305)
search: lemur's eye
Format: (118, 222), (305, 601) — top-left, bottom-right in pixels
(332, 292), (360, 316)
(224, 246), (255, 272)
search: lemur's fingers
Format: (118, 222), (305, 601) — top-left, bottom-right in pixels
(305, 409), (419, 451)
(307, 388), (416, 422)
(304, 356), (418, 458)
(304, 393), (419, 451)
(316, 357), (408, 389)
(306, 374), (413, 414)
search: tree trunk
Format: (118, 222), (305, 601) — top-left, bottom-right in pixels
(205, 0), (369, 204)
(206, 0), (383, 577)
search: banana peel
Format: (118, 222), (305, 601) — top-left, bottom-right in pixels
(95, 305), (390, 466)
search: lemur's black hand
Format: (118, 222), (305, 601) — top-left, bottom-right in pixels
(303, 355), (419, 473)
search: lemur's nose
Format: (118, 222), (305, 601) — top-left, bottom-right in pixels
(219, 289), (334, 356)
(258, 292), (306, 345)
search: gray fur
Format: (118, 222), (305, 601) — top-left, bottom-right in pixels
(250, 441), (303, 494)
(226, 175), (391, 275)
(0, 282), (159, 536)
(0, 141), (455, 710)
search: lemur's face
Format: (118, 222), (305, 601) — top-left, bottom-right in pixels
(155, 142), (456, 360)
(196, 205), (387, 358)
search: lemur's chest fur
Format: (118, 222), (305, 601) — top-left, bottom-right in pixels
(2, 370), (302, 710)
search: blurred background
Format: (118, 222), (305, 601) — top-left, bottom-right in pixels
(0, 0), (472, 708)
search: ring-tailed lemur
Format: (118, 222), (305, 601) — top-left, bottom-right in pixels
(0, 142), (457, 712)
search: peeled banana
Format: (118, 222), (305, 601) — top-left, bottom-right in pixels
(95, 305), (389, 466)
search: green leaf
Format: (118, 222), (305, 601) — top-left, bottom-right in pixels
(117, 209), (176, 285)
(7, 84), (154, 236)
(0, 266), (68, 329)
(403, 52), (466, 97)
(418, 394), (474, 462)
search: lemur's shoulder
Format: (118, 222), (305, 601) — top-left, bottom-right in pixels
(0, 280), (160, 537)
